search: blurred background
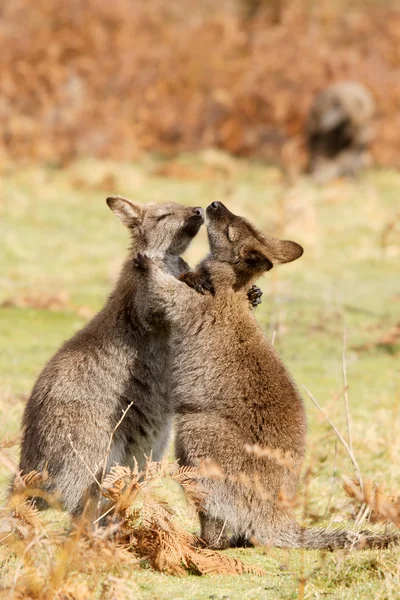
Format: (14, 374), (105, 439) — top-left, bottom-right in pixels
(1, 0), (400, 169)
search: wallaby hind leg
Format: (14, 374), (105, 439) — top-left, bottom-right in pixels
(199, 513), (230, 550)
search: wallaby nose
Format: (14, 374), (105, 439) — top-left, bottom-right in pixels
(192, 207), (204, 217)
(209, 201), (221, 210)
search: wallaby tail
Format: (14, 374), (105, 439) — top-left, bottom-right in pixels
(277, 524), (400, 550)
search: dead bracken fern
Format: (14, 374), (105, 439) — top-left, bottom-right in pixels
(343, 476), (400, 528)
(0, 458), (264, 598)
(0, 470), (135, 599)
(99, 460), (264, 576)
(104, 463), (263, 576)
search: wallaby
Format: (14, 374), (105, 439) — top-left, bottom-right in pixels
(19, 197), (205, 516)
(132, 201), (398, 550)
(307, 81), (375, 183)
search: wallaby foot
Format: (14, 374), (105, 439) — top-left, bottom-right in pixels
(247, 284), (263, 309)
(230, 534), (254, 548)
(200, 513), (230, 550)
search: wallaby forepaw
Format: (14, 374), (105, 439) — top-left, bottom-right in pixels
(179, 271), (214, 295)
(248, 285), (263, 309)
(133, 253), (152, 272)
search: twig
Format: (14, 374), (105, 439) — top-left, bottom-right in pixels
(302, 385), (364, 493)
(341, 328), (368, 526)
(100, 402), (134, 486)
(96, 401), (134, 517)
(216, 518), (228, 545)
(355, 503), (370, 527)
(0, 450), (25, 487)
(67, 433), (101, 489)
(93, 504), (116, 525)
(323, 438), (338, 517)
(342, 326), (353, 455)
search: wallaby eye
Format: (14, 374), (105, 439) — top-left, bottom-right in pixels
(156, 213), (172, 222)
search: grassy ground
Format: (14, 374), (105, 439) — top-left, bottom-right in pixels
(0, 153), (400, 598)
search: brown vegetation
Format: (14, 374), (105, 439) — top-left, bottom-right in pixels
(0, 454), (265, 598)
(1, 432), (400, 597)
(1, 0), (400, 168)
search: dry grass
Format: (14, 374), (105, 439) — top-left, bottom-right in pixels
(1, 421), (400, 597)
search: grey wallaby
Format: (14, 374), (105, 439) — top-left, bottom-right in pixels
(19, 197), (204, 516)
(132, 201), (398, 550)
(307, 81), (375, 183)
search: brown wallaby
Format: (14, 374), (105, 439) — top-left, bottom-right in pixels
(19, 197), (205, 516)
(132, 201), (398, 550)
(307, 81), (375, 183)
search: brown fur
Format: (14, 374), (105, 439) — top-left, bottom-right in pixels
(307, 81), (375, 183)
(133, 201), (398, 550)
(19, 197), (204, 515)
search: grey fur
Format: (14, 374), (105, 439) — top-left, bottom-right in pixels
(18, 197), (204, 515)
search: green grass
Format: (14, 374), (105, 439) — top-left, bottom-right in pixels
(1, 154), (400, 598)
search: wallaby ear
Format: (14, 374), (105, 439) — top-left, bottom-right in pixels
(244, 249), (273, 272)
(274, 240), (304, 265)
(106, 196), (144, 227)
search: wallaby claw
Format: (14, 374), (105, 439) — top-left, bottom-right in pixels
(194, 283), (206, 294)
(248, 285), (263, 309)
(202, 279), (214, 293)
(179, 271), (214, 295)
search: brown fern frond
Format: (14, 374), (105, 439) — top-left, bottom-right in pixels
(13, 469), (48, 492)
(187, 548), (265, 576)
(343, 476), (400, 527)
(101, 465), (133, 491)
(140, 500), (177, 531)
(0, 455), (266, 587)
(142, 457), (177, 482)
(7, 494), (42, 532)
(101, 464), (142, 511)
(107, 457), (266, 577)
(170, 465), (203, 482)
(169, 465), (207, 510)
(159, 531), (190, 574)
